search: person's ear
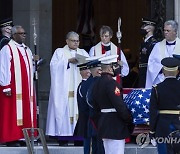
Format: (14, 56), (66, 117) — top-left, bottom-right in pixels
(66, 39), (69, 44)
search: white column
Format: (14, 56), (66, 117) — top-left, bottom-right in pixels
(175, 0), (180, 37)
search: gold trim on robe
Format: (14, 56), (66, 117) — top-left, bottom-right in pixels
(68, 91), (74, 98)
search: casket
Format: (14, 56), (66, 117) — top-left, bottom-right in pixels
(123, 88), (151, 135)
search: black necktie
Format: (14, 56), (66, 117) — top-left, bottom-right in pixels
(166, 41), (176, 45)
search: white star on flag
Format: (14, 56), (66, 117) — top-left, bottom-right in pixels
(131, 108), (136, 113)
(135, 101), (140, 105)
(144, 108), (149, 113)
(138, 114), (143, 118)
(124, 88), (151, 125)
(142, 89), (146, 92)
(145, 98), (150, 103)
(138, 94), (143, 99)
(144, 118), (149, 122)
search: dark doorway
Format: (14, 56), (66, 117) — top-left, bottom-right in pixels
(52, 0), (151, 87)
(52, 0), (150, 52)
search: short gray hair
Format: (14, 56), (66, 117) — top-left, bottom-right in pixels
(11, 25), (23, 35)
(164, 20), (178, 33)
(66, 31), (79, 39)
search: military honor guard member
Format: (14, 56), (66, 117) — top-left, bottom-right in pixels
(74, 56), (105, 154)
(149, 57), (180, 154)
(138, 18), (157, 87)
(90, 55), (132, 154)
(0, 18), (13, 50)
(85, 57), (105, 154)
(74, 62), (92, 153)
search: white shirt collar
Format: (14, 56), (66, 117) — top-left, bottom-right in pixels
(101, 42), (111, 46)
(166, 38), (177, 44)
(14, 41), (26, 48)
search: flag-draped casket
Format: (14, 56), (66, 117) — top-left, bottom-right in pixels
(123, 88), (151, 135)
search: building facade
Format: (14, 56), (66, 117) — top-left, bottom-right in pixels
(0, 0), (179, 132)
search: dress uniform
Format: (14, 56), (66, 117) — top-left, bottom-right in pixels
(86, 59), (105, 154)
(149, 57), (180, 154)
(74, 62), (93, 152)
(74, 58), (104, 154)
(173, 54), (180, 80)
(138, 18), (157, 87)
(0, 18), (13, 50)
(91, 55), (131, 154)
(74, 62), (92, 138)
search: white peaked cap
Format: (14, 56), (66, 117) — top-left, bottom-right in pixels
(86, 54), (106, 61)
(99, 54), (119, 64)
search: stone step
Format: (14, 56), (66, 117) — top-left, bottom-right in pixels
(0, 144), (158, 154)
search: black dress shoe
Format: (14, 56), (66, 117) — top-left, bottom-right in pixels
(6, 141), (21, 147)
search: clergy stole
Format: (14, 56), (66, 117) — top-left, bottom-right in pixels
(63, 45), (81, 129)
(8, 40), (34, 127)
(94, 42), (121, 83)
(159, 38), (180, 57)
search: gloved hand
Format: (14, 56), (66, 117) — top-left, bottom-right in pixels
(149, 131), (157, 146)
(149, 131), (155, 139)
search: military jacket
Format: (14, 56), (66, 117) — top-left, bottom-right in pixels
(150, 78), (180, 137)
(91, 73), (131, 140)
(0, 35), (10, 50)
(138, 36), (157, 87)
(74, 76), (94, 137)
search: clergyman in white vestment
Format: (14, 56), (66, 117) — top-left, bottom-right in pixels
(145, 20), (180, 88)
(46, 31), (89, 137)
(89, 25), (129, 77)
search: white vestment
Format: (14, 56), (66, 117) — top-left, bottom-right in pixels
(46, 45), (89, 136)
(89, 42), (129, 76)
(145, 38), (180, 88)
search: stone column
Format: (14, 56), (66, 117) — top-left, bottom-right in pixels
(175, 0), (180, 37)
(13, 0), (52, 131)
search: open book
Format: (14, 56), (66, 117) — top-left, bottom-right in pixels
(75, 53), (89, 64)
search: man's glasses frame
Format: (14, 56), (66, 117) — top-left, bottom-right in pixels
(15, 32), (27, 35)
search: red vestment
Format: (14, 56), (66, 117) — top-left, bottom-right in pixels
(0, 45), (37, 143)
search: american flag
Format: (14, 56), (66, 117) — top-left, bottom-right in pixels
(123, 88), (151, 125)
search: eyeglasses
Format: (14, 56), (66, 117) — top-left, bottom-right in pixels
(15, 32), (27, 35)
(69, 39), (79, 43)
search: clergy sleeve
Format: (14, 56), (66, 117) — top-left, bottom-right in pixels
(0, 45), (12, 86)
(121, 50), (129, 77)
(89, 46), (95, 57)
